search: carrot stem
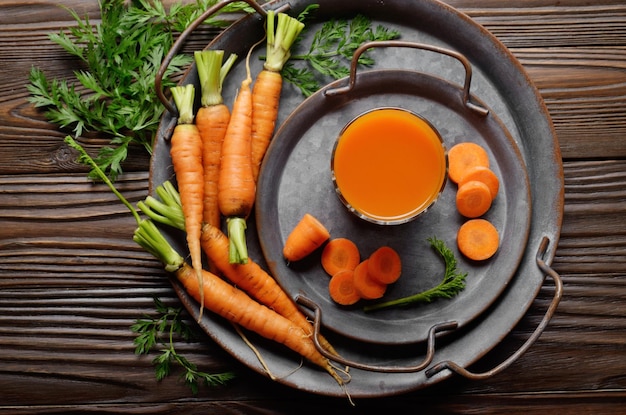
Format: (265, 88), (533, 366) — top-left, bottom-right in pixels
(137, 181), (185, 230)
(195, 50), (225, 107)
(264, 11), (305, 72)
(133, 219), (185, 272)
(170, 84), (195, 124)
(226, 217), (248, 264)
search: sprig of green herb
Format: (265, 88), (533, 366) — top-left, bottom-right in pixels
(27, 0), (251, 181)
(364, 237), (467, 312)
(132, 297), (236, 394)
(283, 12), (401, 96)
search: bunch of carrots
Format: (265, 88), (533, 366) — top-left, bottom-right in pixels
(283, 213), (402, 306)
(167, 11), (304, 317)
(147, 12), (352, 387)
(63, 131), (347, 388)
(448, 142), (501, 261)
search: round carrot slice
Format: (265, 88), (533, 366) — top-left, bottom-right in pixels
(367, 246), (402, 284)
(328, 269), (360, 305)
(457, 219), (499, 261)
(353, 260), (387, 300)
(456, 180), (493, 218)
(458, 166), (500, 199)
(448, 142), (490, 184)
(321, 238), (360, 276)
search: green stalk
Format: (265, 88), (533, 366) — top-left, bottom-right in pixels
(195, 50), (238, 107)
(137, 181), (185, 231)
(220, 53), (238, 85)
(170, 84), (195, 124)
(264, 11), (305, 72)
(64, 136), (142, 224)
(195, 50), (225, 107)
(227, 218), (248, 264)
(133, 219), (185, 272)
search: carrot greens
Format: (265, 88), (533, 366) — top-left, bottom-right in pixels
(28, 0), (251, 181)
(363, 237), (467, 312)
(131, 297), (236, 394)
(282, 10), (401, 96)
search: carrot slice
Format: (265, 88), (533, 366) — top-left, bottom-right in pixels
(283, 213), (330, 262)
(458, 166), (499, 199)
(367, 246), (402, 284)
(457, 218), (499, 261)
(456, 180), (493, 218)
(321, 238), (361, 276)
(353, 260), (387, 300)
(328, 269), (360, 305)
(448, 142), (490, 184)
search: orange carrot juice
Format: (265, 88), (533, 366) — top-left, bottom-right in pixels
(331, 108), (447, 224)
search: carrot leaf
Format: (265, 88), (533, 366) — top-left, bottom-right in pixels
(363, 237), (467, 312)
(131, 297), (236, 395)
(283, 13), (401, 97)
(27, 0), (252, 181)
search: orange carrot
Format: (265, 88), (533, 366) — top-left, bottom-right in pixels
(321, 238), (361, 277)
(448, 142), (490, 184)
(250, 11), (304, 182)
(194, 50), (237, 229)
(457, 218), (500, 261)
(458, 165), (500, 200)
(169, 84), (205, 317)
(201, 222), (339, 357)
(456, 180), (493, 218)
(328, 269), (361, 306)
(283, 213), (331, 262)
(353, 259), (387, 300)
(218, 66), (256, 264)
(367, 246), (402, 285)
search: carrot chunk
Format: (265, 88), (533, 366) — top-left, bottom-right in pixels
(458, 166), (499, 200)
(367, 246), (402, 284)
(283, 213), (331, 262)
(456, 180), (493, 218)
(321, 238), (361, 276)
(328, 269), (361, 306)
(353, 260), (387, 300)
(457, 218), (500, 261)
(448, 142), (490, 184)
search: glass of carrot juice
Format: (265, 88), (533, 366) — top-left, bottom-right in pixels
(331, 107), (448, 225)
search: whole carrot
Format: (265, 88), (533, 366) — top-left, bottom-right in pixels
(133, 219), (343, 386)
(250, 11), (305, 182)
(194, 50), (237, 229)
(169, 84), (205, 317)
(218, 60), (256, 264)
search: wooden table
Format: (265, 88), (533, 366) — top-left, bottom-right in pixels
(2, 0), (625, 413)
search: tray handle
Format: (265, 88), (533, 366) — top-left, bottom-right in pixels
(425, 236), (563, 380)
(155, 0), (270, 117)
(324, 40), (489, 117)
(296, 295), (458, 373)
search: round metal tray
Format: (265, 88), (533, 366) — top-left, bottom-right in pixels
(150, 0), (564, 398)
(255, 41), (531, 345)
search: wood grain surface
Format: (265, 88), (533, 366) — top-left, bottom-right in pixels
(1, 0), (625, 413)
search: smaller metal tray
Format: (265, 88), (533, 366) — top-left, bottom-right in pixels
(256, 41), (531, 345)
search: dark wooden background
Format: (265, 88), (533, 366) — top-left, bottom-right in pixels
(1, 0), (625, 413)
